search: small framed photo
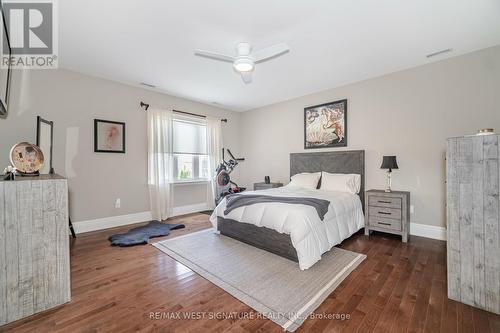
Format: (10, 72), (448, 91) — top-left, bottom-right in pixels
(94, 119), (126, 153)
(304, 99), (347, 149)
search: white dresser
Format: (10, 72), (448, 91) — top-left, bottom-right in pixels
(0, 174), (71, 326)
(446, 134), (499, 314)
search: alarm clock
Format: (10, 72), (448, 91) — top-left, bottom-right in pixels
(9, 142), (44, 175)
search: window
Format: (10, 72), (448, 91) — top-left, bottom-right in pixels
(172, 114), (210, 182)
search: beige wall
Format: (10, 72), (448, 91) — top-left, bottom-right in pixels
(238, 45), (500, 228)
(0, 69), (241, 222)
(1, 46), (498, 229)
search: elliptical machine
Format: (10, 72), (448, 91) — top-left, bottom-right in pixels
(215, 148), (245, 205)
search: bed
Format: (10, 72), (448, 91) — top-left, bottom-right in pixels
(210, 150), (365, 270)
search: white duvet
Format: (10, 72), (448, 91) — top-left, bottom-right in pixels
(209, 184), (365, 270)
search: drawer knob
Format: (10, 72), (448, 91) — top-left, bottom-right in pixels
(378, 211), (391, 215)
(378, 200), (391, 204)
(378, 222), (391, 226)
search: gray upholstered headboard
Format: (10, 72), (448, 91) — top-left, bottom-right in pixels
(290, 150), (365, 210)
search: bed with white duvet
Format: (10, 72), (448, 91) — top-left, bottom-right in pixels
(210, 178), (365, 270)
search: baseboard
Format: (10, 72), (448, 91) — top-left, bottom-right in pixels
(73, 203), (210, 234)
(410, 222), (447, 241)
(73, 211), (153, 234)
(74, 208), (443, 241)
(172, 203), (210, 216)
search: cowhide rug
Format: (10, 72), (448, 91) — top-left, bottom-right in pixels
(109, 221), (185, 247)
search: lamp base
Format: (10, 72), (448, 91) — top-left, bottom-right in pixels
(385, 170), (392, 192)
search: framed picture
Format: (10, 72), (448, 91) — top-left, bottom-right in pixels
(36, 116), (55, 174)
(0, 0), (12, 117)
(94, 119), (126, 153)
(304, 99), (347, 149)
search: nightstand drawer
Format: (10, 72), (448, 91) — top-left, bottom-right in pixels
(368, 196), (401, 209)
(368, 206), (402, 220)
(369, 217), (402, 231)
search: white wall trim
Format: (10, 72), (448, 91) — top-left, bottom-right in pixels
(74, 209), (446, 241)
(73, 211), (153, 234)
(73, 203), (211, 234)
(410, 222), (447, 241)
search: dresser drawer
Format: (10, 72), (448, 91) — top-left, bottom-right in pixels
(369, 217), (401, 231)
(368, 195), (401, 209)
(368, 206), (402, 220)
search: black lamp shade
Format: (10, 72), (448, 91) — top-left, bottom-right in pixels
(381, 156), (399, 171)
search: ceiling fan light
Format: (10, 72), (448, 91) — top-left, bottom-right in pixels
(233, 58), (254, 72)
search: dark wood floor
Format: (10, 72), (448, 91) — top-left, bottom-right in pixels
(1, 213), (499, 333)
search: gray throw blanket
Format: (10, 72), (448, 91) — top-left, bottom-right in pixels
(224, 194), (330, 220)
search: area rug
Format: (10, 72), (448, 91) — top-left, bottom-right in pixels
(109, 221), (185, 246)
(153, 229), (365, 332)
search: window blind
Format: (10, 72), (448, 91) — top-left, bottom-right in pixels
(172, 118), (207, 155)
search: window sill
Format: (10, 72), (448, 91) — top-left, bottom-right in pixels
(173, 180), (211, 186)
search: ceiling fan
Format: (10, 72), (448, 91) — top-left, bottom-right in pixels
(194, 42), (290, 84)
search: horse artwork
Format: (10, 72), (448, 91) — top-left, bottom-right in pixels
(304, 99), (347, 149)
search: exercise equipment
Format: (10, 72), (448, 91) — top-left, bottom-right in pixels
(215, 149), (245, 205)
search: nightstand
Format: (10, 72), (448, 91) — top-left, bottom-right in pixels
(364, 189), (410, 242)
(254, 182), (283, 191)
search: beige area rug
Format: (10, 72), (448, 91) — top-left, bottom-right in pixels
(153, 229), (365, 332)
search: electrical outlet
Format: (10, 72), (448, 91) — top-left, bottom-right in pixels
(115, 198), (121, 208)
(410, 205), (414, 214)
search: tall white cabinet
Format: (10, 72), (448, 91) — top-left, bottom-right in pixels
(0, 175), (71, 326)
(446, 134), (500, 315)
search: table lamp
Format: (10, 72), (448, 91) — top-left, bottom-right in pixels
(381, 156), (398, 192)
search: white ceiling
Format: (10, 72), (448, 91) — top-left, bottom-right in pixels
(60, 0), (500, 111)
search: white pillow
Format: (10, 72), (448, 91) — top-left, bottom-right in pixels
(320, 172), (361, 194)
(290, 172), (321, 189)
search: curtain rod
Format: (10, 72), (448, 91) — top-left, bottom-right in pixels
(140, 101), (228, 123)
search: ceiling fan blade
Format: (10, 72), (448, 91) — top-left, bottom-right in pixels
(194, 50), (235, 62)
(241, 72), (252, 84)
(253, 43), (290, 63)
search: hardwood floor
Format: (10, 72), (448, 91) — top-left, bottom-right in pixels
(1, 213), (499, 333)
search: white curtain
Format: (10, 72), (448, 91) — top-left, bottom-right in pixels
(206, 116), (223, 209)
(147, 108), (174, 221)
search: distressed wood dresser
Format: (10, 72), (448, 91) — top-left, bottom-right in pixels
(0, 174), (71, 325)
(447, 134), (499, 314)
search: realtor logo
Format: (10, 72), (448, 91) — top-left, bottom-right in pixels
(1, 0), (58, 69)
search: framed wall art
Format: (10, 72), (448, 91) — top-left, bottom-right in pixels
(304, 99), (347, 149)
(94, 119), (126, 153)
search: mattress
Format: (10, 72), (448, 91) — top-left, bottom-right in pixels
(210, 184), (365, 270)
